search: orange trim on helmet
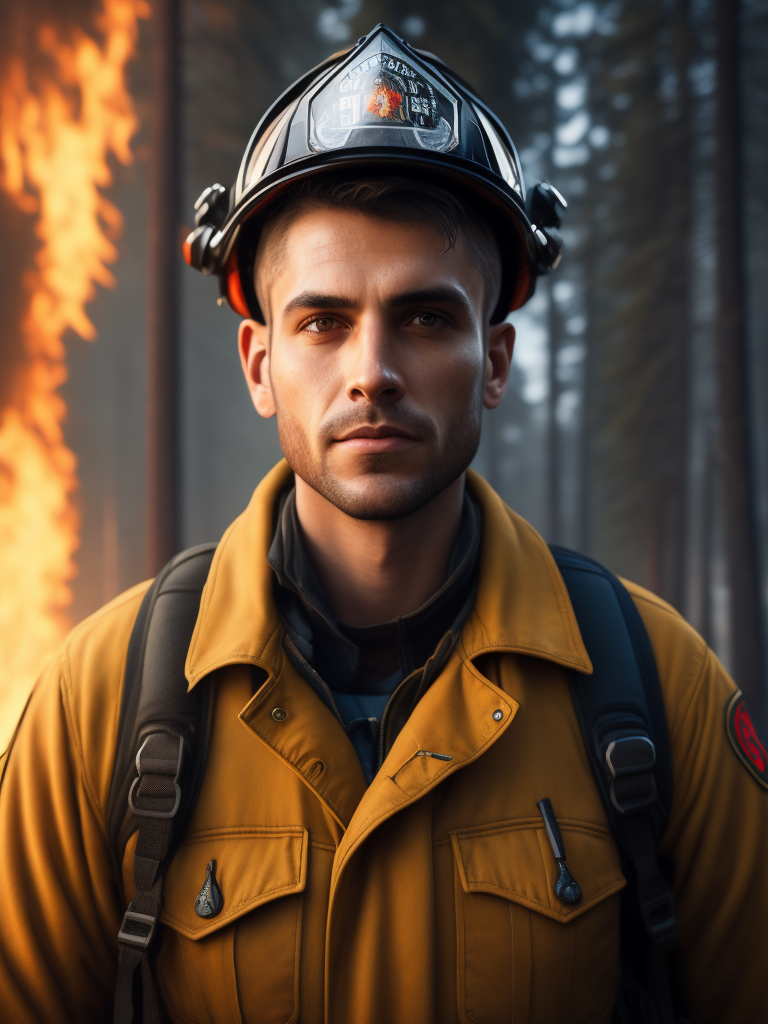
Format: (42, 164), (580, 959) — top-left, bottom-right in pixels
(508, 264), (532, 312)
(226, 252), (251, 318)
(182, 233), (193, 267)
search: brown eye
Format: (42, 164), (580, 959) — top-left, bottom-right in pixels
(413, 313), (439, 327)
(308, 316), (337, 333)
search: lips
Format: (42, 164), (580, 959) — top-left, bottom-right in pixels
(334, 424), (419, 452)
(336, 425), (417, 442)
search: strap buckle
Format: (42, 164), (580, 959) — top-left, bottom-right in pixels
(642, 891), (679, 951)
(604, 734), (657, 814)
(128, 732), (184, 820)
(118, 909), (157, 950)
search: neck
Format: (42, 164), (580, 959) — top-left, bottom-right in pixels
(294, 475), (466, 627)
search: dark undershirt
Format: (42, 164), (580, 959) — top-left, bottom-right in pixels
(267, 487), (481, 782)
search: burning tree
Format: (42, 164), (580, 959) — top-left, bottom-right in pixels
(0, 0), (148, 743)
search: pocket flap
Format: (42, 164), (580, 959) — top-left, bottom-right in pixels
(161, 826), (308, 939)
(451, 817), (625, 923)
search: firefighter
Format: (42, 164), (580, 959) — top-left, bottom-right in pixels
(0, 25), (766, 1024)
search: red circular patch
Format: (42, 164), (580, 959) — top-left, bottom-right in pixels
(725, 690), (768, 791)
(734, 700), (767, 773)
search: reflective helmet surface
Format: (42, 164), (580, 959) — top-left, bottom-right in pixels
(184, 24), (566, 322)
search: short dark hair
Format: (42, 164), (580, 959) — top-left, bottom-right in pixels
(247, 173), (505, 321)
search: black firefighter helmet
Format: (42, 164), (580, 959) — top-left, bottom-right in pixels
(183, 23), (566, 324)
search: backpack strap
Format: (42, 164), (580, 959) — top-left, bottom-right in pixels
(550, 546), (685, 1024)
(108, 543), (217, 1024)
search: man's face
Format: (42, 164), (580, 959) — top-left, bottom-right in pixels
(239, 207), (514, 520)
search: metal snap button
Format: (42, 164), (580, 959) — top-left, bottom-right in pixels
(493, 709), (503, 722)
(272, 707), (287, 721)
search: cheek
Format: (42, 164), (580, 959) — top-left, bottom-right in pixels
(269, 341), (341, 424)
(407, 345), (484, 410)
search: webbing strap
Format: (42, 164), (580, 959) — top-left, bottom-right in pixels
(114, 729), (185, 1024)
(551, 546), (683, 1023)
(108, 543), (218, 864)
(109, 544), (216, 1024)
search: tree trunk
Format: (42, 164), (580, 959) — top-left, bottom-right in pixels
(578, 234), (596, 556)
(547, 280), (562, 544)
(698, 434), (714, 646)
(663, 0), (692, 615)
(715, 0), (764, 717)
(145, 0), (181, 576)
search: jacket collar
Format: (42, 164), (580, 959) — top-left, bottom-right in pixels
(460, 471), (592, 672)
(185, 460), (592, 689)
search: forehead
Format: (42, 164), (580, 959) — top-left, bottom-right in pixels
(261, 207), (486, 310)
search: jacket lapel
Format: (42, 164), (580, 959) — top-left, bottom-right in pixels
(238, 646), (367, 830)
(331, 648), (518, 885)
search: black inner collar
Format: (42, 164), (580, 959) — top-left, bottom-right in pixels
(268, 486), (481, 695)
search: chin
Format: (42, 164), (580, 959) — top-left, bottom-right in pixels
(283, 421), (481, 521)
(318, 471), (454, 521)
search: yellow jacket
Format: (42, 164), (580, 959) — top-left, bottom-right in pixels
(1, 461), (765, 1023)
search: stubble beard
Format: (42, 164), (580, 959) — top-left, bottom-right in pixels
(275, 390), (484, 521)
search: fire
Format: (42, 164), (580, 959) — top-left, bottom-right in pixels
(368, 82), (403, 119)
(0, 0), (149, 747)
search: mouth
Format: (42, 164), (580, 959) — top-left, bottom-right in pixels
(333, 424), (419, 453)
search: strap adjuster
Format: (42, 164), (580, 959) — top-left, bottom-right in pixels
(128, 733), (184, 820)
(604, 735), (657, 814)
(642, 891), (679, 950)
(118, 910), (157, 950)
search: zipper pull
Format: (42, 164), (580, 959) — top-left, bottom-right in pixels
(392, 748), (454, 783)
(537, 798), (582, 905)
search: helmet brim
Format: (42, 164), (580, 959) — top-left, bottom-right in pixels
(212, 149), (537, 322)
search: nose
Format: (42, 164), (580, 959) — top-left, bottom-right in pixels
(344, 320), (405, 405)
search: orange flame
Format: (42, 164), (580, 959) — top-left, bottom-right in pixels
(0, 0), (149, 746)
(368, 83), (403, 119)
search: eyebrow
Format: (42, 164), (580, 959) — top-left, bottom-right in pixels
(389, 287), (474, 316)
(282, 292), (358, 318)
(281, 285), (474, 320)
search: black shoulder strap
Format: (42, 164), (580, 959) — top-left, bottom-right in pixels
(550, 546), (685, 1024)
(108, 543), (217, 1024)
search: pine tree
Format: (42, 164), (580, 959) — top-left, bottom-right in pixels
(714, 0), (764, 718)
(587, 0), (692, 611)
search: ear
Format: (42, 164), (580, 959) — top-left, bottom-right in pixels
(483, 321), (515, 409)
(238, 318), (276, 418)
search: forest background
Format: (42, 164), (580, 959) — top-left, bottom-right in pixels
(1, 0), (767, 749)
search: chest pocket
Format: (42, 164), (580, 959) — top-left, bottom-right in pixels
(156, 826), (308, 1024)
(451, 818), (626, 1024)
